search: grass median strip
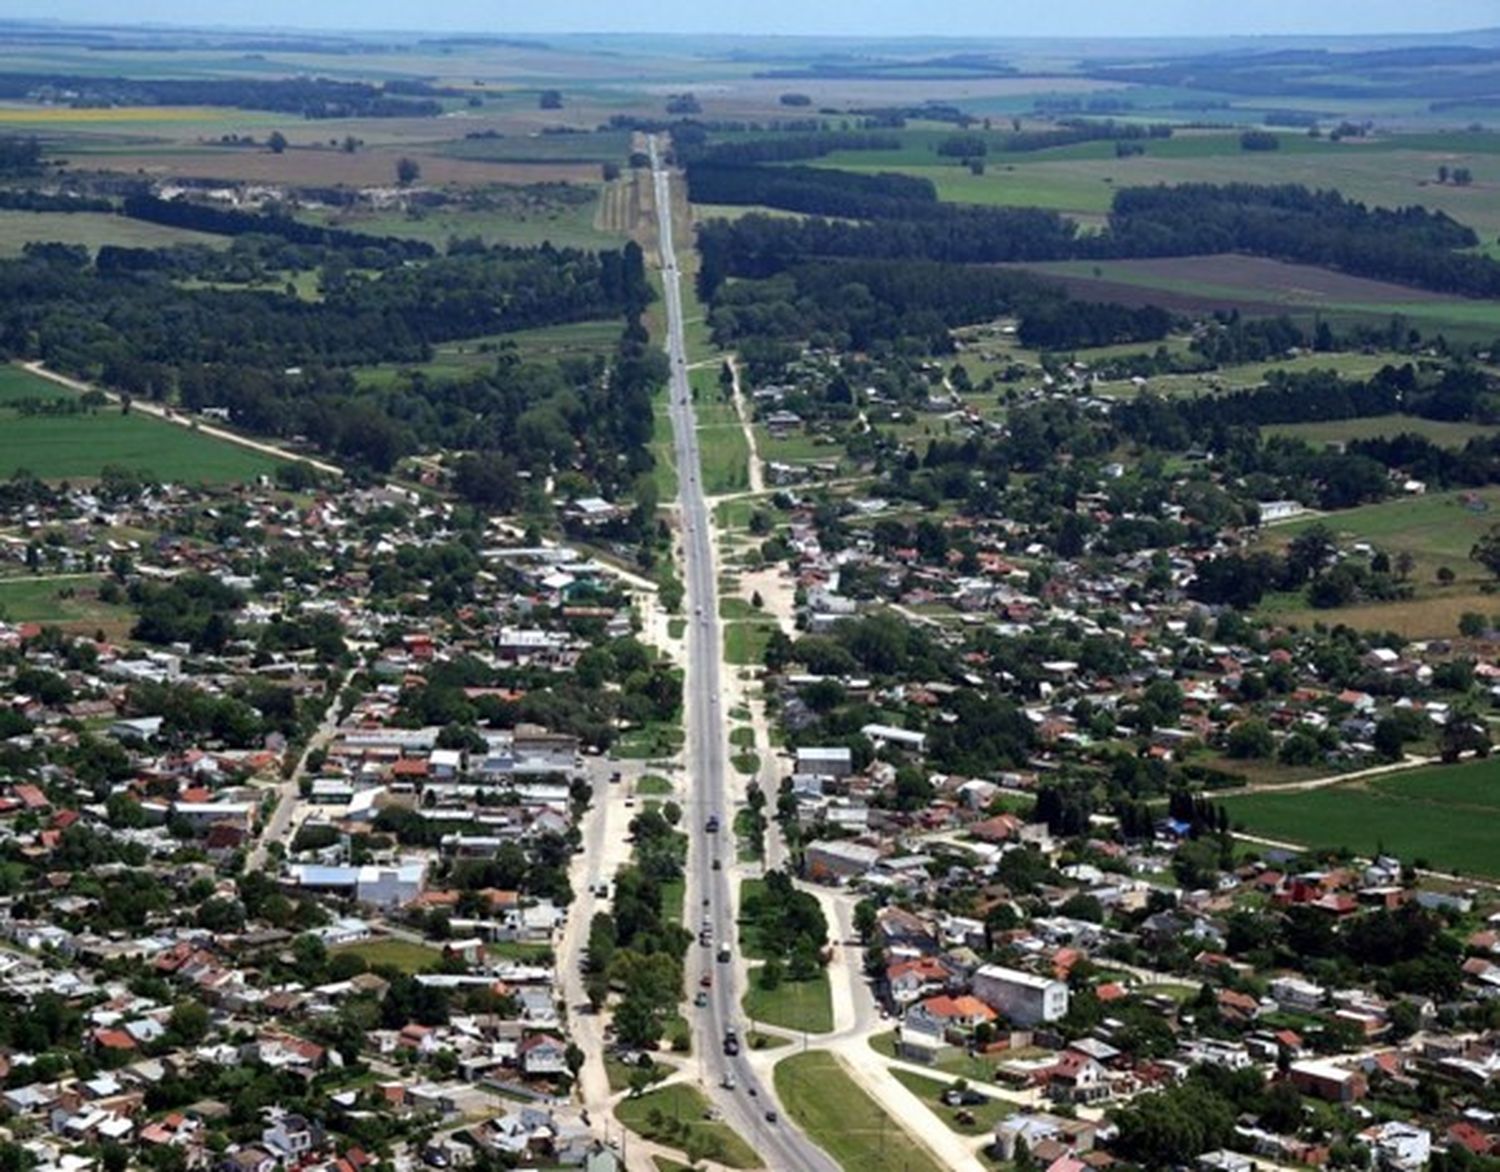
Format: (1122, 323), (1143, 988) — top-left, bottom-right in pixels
(774, 1050), (947, 1172)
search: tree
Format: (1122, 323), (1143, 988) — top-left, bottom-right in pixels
(267, 130), (288, 154)
(1471, 524), (1500, 579)
(167, 1000), (210, 1045)
(396, 157), (421, 186)
(1226, 718), (1274, 760)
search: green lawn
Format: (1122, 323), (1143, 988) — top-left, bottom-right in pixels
(1273, 487), (1500, 574)
(615, 722), (685, 759)
(868, 1030), (1001, 1084)
(887, 1067), (1016, 1136)
(774, 1051), (947, 1172)
(1226, 759), (1500, 877)
(615, 1083), (758, 1169)
(723, 622), (775, 666)
(331, 937), (443, 974)
(693, 374), (750, 495)
(743, 969), (834, 1034)
(637, 775), (675, 796)
(0, 371), (282, 483)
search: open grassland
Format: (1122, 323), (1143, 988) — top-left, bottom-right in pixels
(0, 577), (135, 639)
(774, 1051), (948, 1172)
(1266, 415), (1499, 448)
(353, 319), (620, 389)
(1272, 488), (1499, 571)
(0, 210), (226, 255)
(615, 1084), (758, 1169)
(742, 969), (834, 1034)
(1226, 760), (1500, 877)
(304, 185), (618, 251)
(723, 622), (774, 666)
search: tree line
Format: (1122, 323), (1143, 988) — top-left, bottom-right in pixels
(0, 73), (451, 117)
(121, 194), (436, 258)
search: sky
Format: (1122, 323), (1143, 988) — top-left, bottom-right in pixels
(11, 0), (1500, 39)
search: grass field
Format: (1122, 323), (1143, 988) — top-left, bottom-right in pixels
(0, 577), (135, 639)
(615, 1083), (758, 1169)
(774, 1051), (947, 1172)
(868, 1030), (1003, 1085)
(1272, 488), (1499, 574)
(887, 1068), (1016, 1137)
(0, 368), (281, 483)
(354, 319), (621, 389)
(691, 369), (749, 495)
(1227, 759), (1500, 877)
(1266, 415), (1498, 449)
(0, 210), (226, 255)
(742, 969), (834, 1034)
(723, 621), (774, 666)
(331, 937), (443, 974)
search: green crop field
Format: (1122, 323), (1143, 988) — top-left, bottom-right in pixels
(0, 369), (281, 483)
(1227, 760), (1500, 877)
(775, 1051), (947, 1172)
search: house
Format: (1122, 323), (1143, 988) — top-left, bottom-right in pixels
(804, 840), (881, 884)
(795, 746), (853, 778)
(262, 1111), (318, 1159)
(1198, 1153), (1254, 1172)
(519, 1034), (568, 1077)
(1358, 1121), (1431, 1171)
(1289, 1058), (1367, 1103)
(994, 1113), (1096, 1162)
(972, 964), (1069, 1026)
(904, 994), (996, 1040)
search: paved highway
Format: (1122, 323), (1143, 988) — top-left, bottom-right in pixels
(648, 136), (839, 1172)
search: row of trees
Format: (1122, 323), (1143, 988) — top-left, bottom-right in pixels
(0, 72), (450, 117)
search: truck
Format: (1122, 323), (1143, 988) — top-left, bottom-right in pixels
(717, 943), (731, 964)
(723, 1027), (739, 1056)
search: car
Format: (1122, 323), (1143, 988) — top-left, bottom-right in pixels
(712, 858), (722, 870)
(699, 973), (712, 988)
(705, 815), (720, 833)
(764, 1109), (778, 1123)
(694, 991), (709, 1008)
(721, 1072), (736, 1090)
(747, 1085), (757, 1097)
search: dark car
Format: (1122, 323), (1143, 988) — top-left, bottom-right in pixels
(764, 1109), (778, 1123)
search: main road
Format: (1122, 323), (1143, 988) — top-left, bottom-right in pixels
(648, 136), (839, 1172)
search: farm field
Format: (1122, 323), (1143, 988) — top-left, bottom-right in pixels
(815, 128), (1500, 240)
(1226, 760), (1500, 877)
(0, 210), (226, 255)
(774, 1051), (947, 1172)
(1266, 415), (1499, 449)
(0, 368), (281, 483)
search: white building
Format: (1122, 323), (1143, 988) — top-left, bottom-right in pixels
(972, 964), (1069, 1026)
(795, 746), (853, 778)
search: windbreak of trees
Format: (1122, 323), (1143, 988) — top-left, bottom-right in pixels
(0, 73), (453, 117)
(0, 135), (44, 177)
(681, 130), (902, 165)
(121, 194), (436, 257)
(707, 258), (1171, 365)
(683, 162), (935, 218)
(697, 181), (1500, 301)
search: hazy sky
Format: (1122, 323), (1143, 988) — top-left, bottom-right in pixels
(15, 0), (1500, 38)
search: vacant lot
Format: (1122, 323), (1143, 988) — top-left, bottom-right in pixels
(1272, 488), (1498, 574)
(330, 937), (443, 974)
(0, 370), (281, 483)
(742, 969), (834, 1034)
(887, 1068), (1015, 1137)
(1227, 759), (1500, 877)
(354, 319), (621, 389)
(0, 576), (135, 639)
(774, 1051), (947, 1172)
